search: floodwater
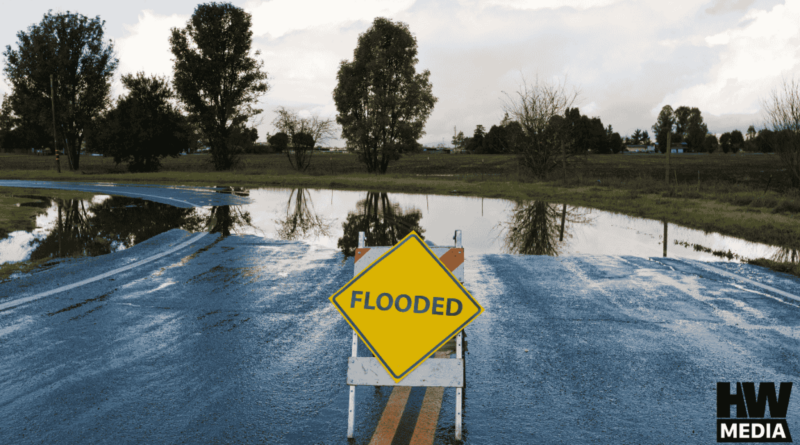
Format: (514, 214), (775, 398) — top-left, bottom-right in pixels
(1, 187), (797, 268)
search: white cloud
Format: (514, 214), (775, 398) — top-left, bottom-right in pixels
(245, 0), (415, 38)
(482, 0), (622, 10)
(663, 1), (800, 117)
(33, 0), (791, 143)
(115, 10), (188, 94)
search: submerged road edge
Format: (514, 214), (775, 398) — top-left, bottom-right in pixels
(0, 232), (209, 311)
(680, 258), (800, 302)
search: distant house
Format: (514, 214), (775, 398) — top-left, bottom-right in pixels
(421, 147), (450, 154)
(625, 144), (648, 153)
(654, 142), (688, 153)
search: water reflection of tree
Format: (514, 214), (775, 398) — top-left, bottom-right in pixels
(30, 197), (204, 260)
(275, 189), (332, 241)
(499, 201), (591, 256)
(206, 205), (253, 236)
(337, 192), (425, 258)
(771, 247), (799, 264)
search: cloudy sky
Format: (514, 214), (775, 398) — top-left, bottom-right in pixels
(1, 0), (797, 145)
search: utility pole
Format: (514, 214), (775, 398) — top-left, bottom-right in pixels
(664, 131), (671, 185)
(50, 75), (60, 173)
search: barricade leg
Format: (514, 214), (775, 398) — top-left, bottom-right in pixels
(348, 330), (358, 438)
(455, 330), (463, 440)
(454, 231), (464, 441)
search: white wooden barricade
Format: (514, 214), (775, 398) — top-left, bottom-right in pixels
(347, 230), (466, 440)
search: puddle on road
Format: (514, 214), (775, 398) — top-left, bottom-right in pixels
(0, 186), (797, 269)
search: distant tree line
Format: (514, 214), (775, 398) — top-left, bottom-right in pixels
(452, 109), (625, 156)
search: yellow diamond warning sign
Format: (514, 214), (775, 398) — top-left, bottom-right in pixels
(329, 232), (483, 383)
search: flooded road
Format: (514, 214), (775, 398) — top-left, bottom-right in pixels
(0, 180), (799, 444)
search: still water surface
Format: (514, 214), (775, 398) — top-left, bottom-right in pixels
(1, 187), (796, 267)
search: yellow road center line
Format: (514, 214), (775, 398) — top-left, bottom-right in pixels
(409, 351), (451, 445)
(369, 386), (412, 445)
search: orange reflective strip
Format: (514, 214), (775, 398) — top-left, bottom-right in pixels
(439, 248), (464, 272)
(355, 248), (370, 264)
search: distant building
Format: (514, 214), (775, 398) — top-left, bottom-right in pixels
(624, 144), (648, 153)
(654, 142), (688, 153)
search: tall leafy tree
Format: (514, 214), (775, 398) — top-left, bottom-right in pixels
(755, 129), (774, 153)
(170, 2), (269, 171)
(333, 17), (436, 173)
(746, 125), (757, 141)
(268, 132), (289, 153)
(482, 125), (507, 154)
(652, 105), (676, 153)
(630, 129), (644, 144)
(504, 121), (526, 153)
(720, 132), (732, 153)
(0, 94), (15, 149)
(469, 124), (486, 153)
(673, 106), (692, 143)
(703, 133), (719, 153)
(729, 129), (744, 153)
(608, 132), (624, 154)
(87, 73), (189, 172)
(451, 130), (465, 149)
(685, 107), (708, 152)
(3, 11), (117, 169)
(585, 117), (609, 153)
(686, 123), (707, 152)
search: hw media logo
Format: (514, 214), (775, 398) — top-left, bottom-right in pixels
(717, 382), (793, 442)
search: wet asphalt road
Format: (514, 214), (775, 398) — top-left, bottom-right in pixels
(1, 182), (800, 444)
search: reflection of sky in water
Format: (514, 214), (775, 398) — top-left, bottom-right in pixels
(229, 188), (789, 262)
(0, 195), (112, 264)
(0, 188), (793, 265)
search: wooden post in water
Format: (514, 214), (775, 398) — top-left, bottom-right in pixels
(57, 200), (63, 257)
(664, 131), (671, 185)
(50, 75), (60, 173)
(663, 219), (668, 257)
(559, 203), (567, 242)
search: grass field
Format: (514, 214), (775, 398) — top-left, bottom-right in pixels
(2, 151), (793, 191)
(2, 151), (799, 276)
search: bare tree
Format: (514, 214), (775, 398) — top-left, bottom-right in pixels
(762, 78), (800, 188)
(272, 106), (337, 171)
(503, 75), (579, 179)
(272, 106), (337, 145)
